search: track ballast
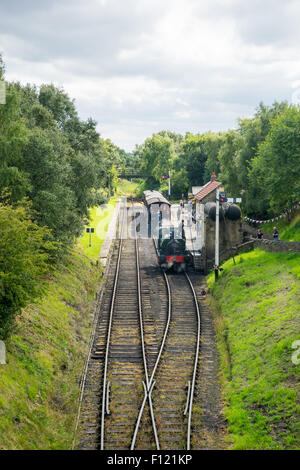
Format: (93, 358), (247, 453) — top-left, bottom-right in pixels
(77, 202), (205, 450)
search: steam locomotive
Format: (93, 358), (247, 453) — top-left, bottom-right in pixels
(157, 225), (191, 272)
(143, 190), (191, 272)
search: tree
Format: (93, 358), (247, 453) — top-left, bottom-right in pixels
(0, 82), (30, 202)
(39, 84), (76, 128)
(170, 167), (189, 199)
(204, 132), (224, 178)
(0, 201), (55, 338)
(0, 73), (112, 244)
(218, 130), (241, 195)
(250, 106), (300, 215)
(179, 133), (208, 188)
(138, 133), (175, 181)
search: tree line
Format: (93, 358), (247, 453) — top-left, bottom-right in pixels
(134, 101), (300, 219)
(0, 56), (129, 337)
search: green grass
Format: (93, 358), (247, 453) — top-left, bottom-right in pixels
(207, 249), (300, 450)
(78, 196), (118, 261)
(261, 208), (300, 242)
(0, 249), (102, 449)
(117, 178), (139, 198)
(0, 183), (138, 449)
(78, 180), (139, 261)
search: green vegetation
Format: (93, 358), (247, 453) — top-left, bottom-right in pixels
(0, 78), (131, 246)
(0, 248), (102, 449)
(79, 197), (117, 261)
(0, 55), (132, 338)
(262, 209), (300, 242)
(133, 102), (300, 220)
(78, 179), (138, 261)
(207, 249), (300, 449)
(250, 107), (300, 216)
(117, 178), (139, 198)
(0, 201), (55, 338)
(0, 175), (120, 448)
(1, 45), (299, 451)
(0, 54), (134, 449)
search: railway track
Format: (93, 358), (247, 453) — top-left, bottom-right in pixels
(142, 238), (200, 450)
(77, 201), (202, 450)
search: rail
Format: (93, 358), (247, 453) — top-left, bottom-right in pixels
(151, 235), (201, 450)
(71, 198), (123, 450)
(184, 272), (201, 450)
(100, 198), (127, 450)
(130, 235), (172, 449)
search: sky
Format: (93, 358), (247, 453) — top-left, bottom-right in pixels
(1, 0), (300, 151)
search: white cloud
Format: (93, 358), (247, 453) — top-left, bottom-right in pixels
(0, 0), (299, 150)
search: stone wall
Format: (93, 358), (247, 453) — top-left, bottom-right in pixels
(233, 238), (300, 256)
(201, 192), (218, 204)
(203, 238), (300, 273)
(195, 214), (300, 274)
(205, 217), (243, 260)
(242, 222), (273, 240)
(252, 239), (300, 253)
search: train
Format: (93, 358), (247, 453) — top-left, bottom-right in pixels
(143, 190), (191, 272)
(157, 224), (191, 272)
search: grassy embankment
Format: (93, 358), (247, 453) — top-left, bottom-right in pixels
(207, 249), (300, 450)
(259, 208), (300, 242)
(0, 185), (130, 449)
(78, 180), (138, 260)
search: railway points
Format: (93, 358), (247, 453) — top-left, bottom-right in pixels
(76, 197), (217, 450)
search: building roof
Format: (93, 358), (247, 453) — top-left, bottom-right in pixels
(194, 172), (222, 201)
(192, 186), (203, 196)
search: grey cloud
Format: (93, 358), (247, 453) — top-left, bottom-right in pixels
(0, 0), (162, 69)
(232, 0), (300, 47)
(0, 0), (299, 150)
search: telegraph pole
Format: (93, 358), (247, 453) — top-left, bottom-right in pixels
(214, 187), (220, 280)
(168, 170), (171, 197)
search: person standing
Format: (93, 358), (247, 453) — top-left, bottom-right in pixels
(273, 227), (279, 241)
(257, 228), (263, 239)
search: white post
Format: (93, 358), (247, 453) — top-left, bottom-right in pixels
(215, 187), (220, 267)
(0, 341), (6, 365)
(168, 170), (171, 197)
(200, 203), (205, 249)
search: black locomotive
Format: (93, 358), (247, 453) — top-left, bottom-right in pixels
(143, 190), (191, 272)
(157, 225), (190, 272)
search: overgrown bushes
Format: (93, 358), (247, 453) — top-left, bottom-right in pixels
(0, 201), (55, 338)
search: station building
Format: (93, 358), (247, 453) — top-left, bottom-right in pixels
(191, 172), (243, 272)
